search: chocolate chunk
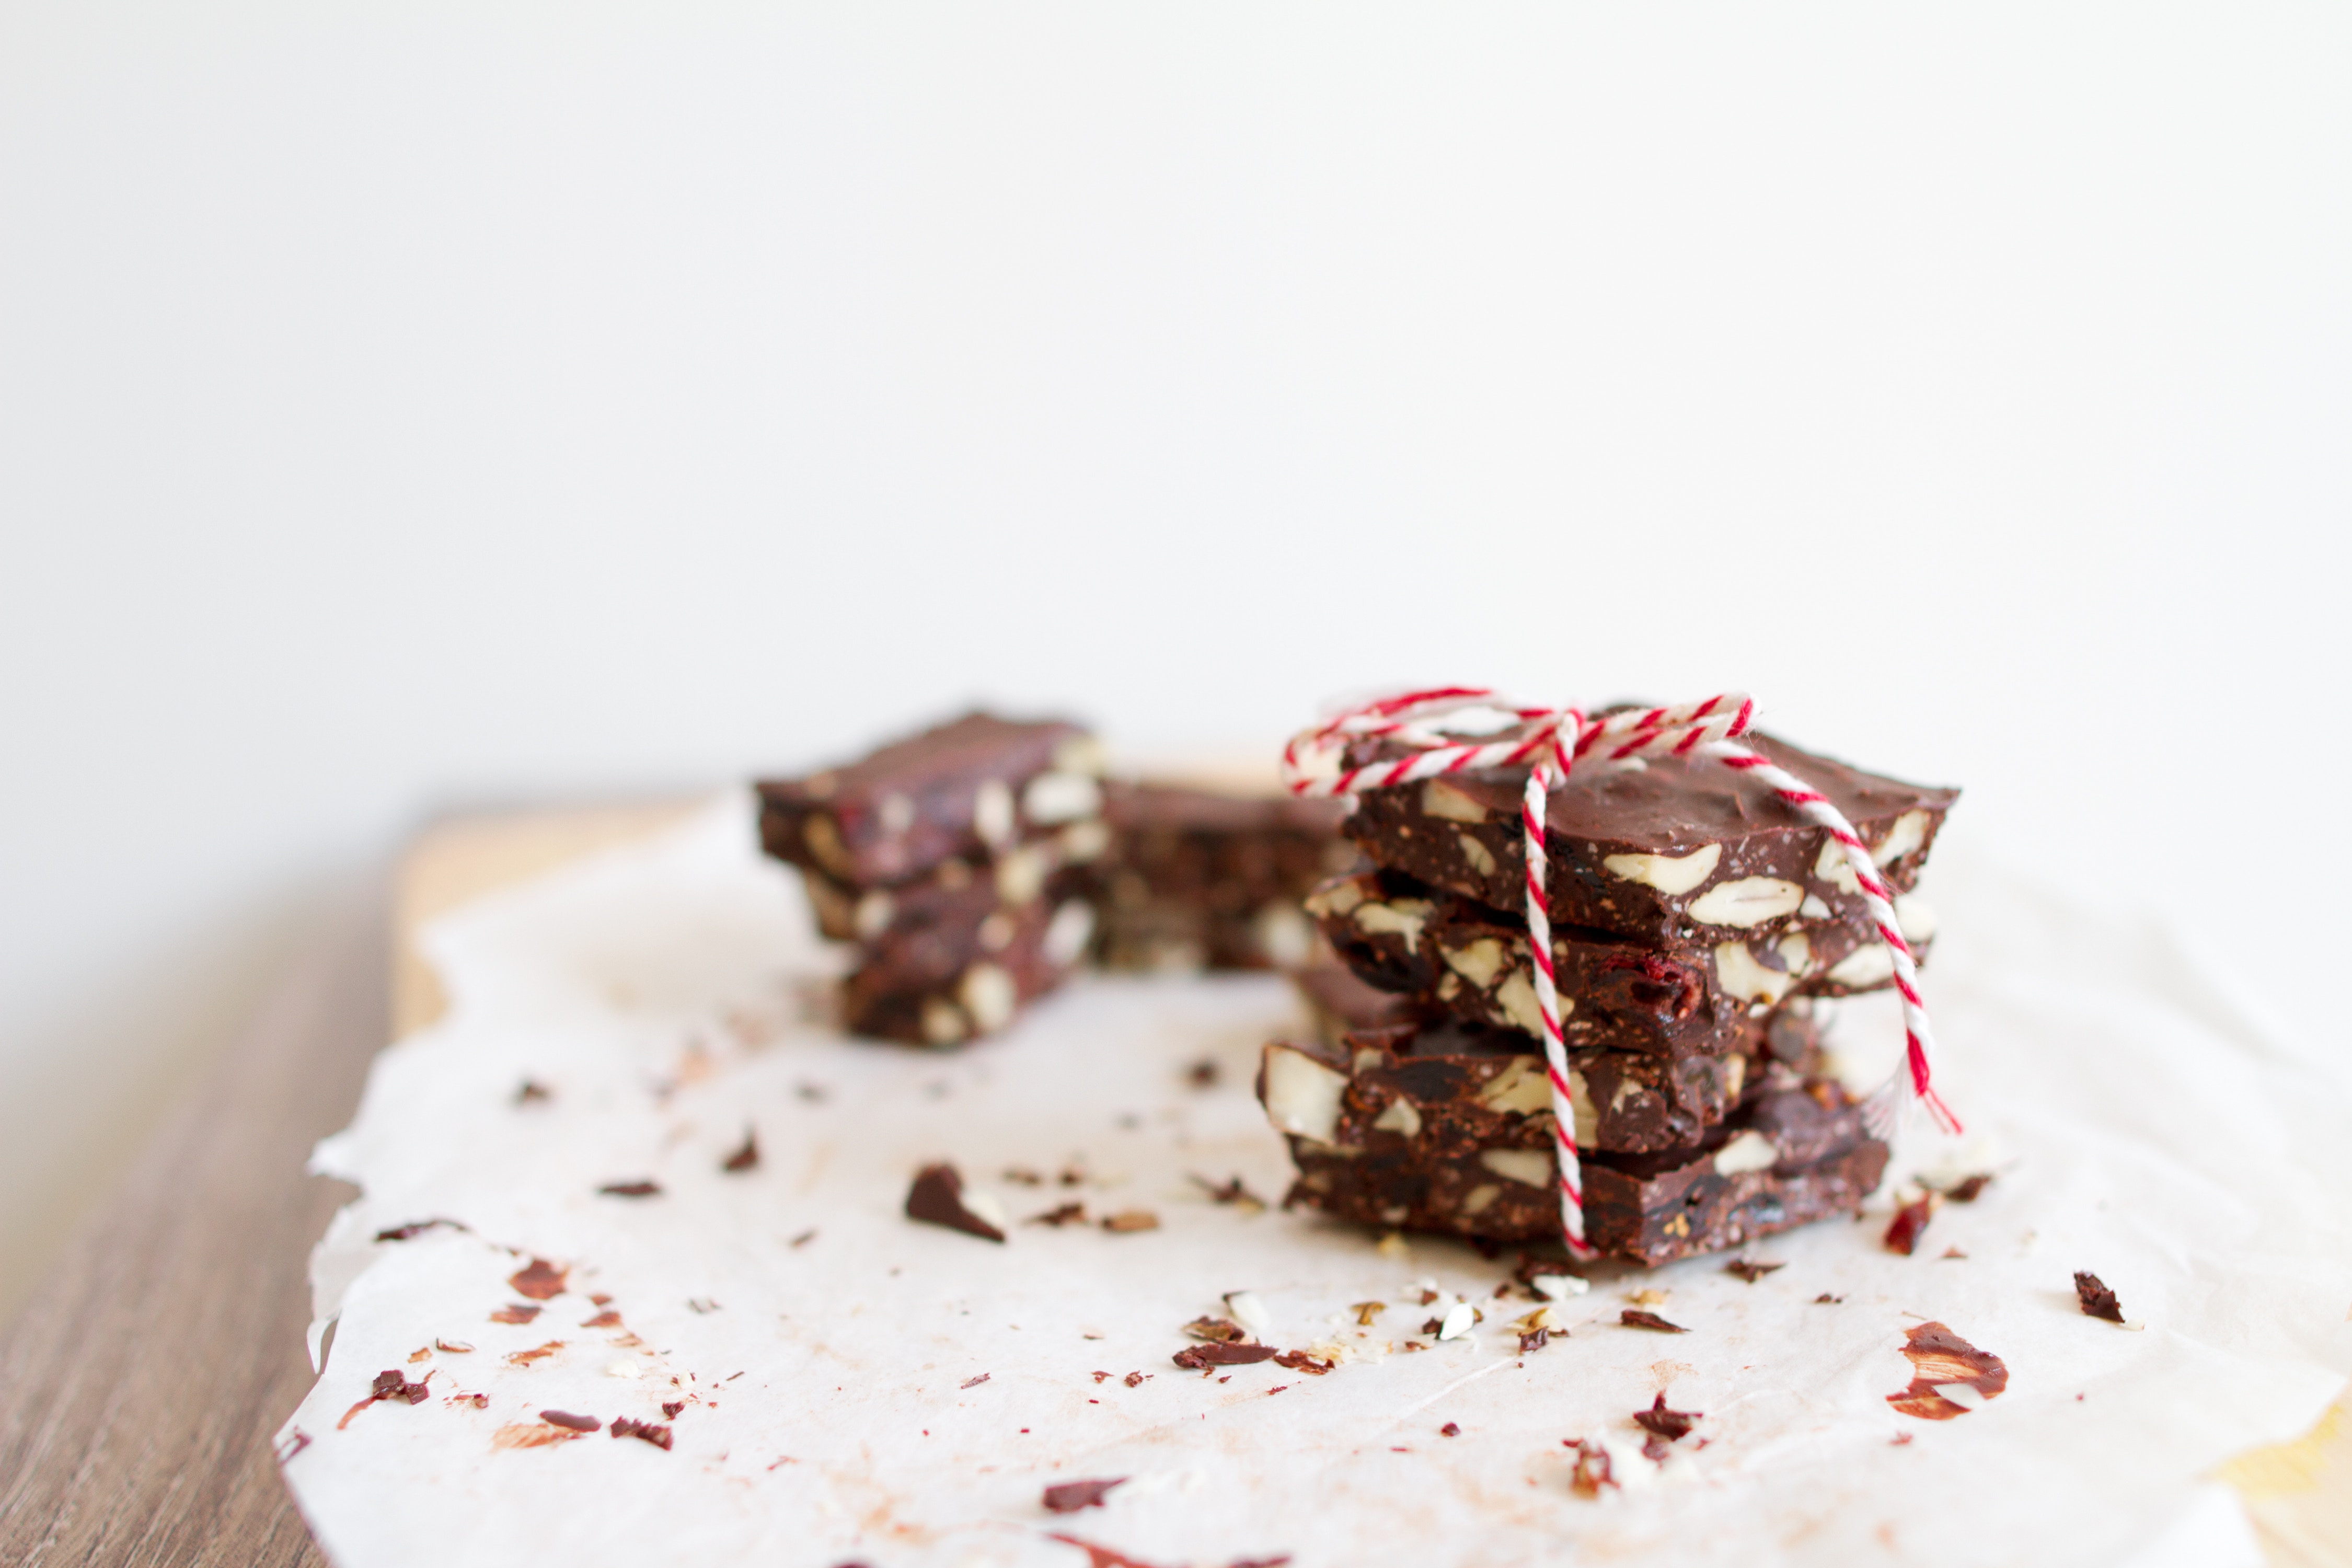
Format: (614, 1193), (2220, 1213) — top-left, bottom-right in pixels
(598, 1180), (662, 1198)
(1619, 1310), (1689, 1334)
(1724, 1259), (1785, 1283)
(721, 1129), (760, 1173)
(1884, 1194), (1936, 1256)
(904, 1162), (1006, 1242)
(374, 1217), (469, 1242)
(1042, 1477), (1128, 1513)
(508, 1259), (568, 1300)
(1632, 1392), (1700, 1442)
(757, 712), (1099, 889)
(1339, 727), (1955, 946)
(1172, 1343), (1279, 1368)
(1094, 781), (1353, 972)
(1887, 1320), (2008, 1419)
(2073, 1271), (2126, 1323)
(609, 1416), (673, 1449)
(539, 1409), (601, 1432)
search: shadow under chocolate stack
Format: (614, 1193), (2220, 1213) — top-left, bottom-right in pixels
(1257, 724), (1957, 1265)
(757, 712), (1109, 1046)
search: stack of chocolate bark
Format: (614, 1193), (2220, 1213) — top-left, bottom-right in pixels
(757, 713), (1111, 1047)
(1094, 782), (1357, 973)
(1257, 729), (1956, 1265)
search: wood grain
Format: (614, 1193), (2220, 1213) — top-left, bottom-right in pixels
(2, 801), (2342, 1567)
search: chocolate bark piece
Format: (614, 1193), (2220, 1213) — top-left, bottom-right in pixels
(1258, 1010), (1820, 1164)
(757, 712), (1104, 890)
(842, 893), (1097, 1046)
(1272, 1066), (1885, 1266)
(1339, 728), (1955, 946)
(1310, 869), (1931, 1057)
(798, 825), (1105, 945)
(1095, 782), (1356, 972)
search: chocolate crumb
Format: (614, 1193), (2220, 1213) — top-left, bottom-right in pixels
(1043, 1477), (1128, 1513)
(581, 1310), (623, 1329)
(515, 1080), (552, 1105)
(1060, 1166), (1086, 1186)
(1945, 1173), (1993, 1202)
(1418, 1289), (1440, 1306)
(1420, 1318), (1443, 1335)
(1190, 1173), (1267, 1209)
(1172, 1343), (1278, 1369)
(540, 1409), (601, 1432)
(407, 1347), (431, 1364)
(1439, 1422), (1460, 1437)
(1183, 1316), (1248, 1343)
(721, 1129), (760, 1173)
(662, 1401), (686, 1418)
(1568, 1438), (1615, 1497)
(1123, 1371), (1147, 1388)
(1941, 1247), (1969, 1260)
(905, 1162), (1006, 1242)
(1273, 1350), (1333, 1375)
(2073, 1271), (2126, 1323)
(1884, 1194), (1937, 1255)
(1632, 1392), (1700, 1443)
(1004, 1167), (1044, 1186)
(610, 1416), (673, 1450)
(962, 1374), (991, 1389)
(435, 1339), (474, 1354)
(598, 1180), (663, 1198)
(590, 1293), (612, 1306)
(1091, 1371), (1113, 1383)
(789, 1229), (817, 1248)
(1184, 1059), (1219, 1088)
(1619, 1309), (1689, 1334)
(1518, 1328), (1550, 1353)
(1724, 1259), (1785, 1283)
(1815, 1294), (1844, 1305)
(489, 1304), (541, 1324)
(1028, 1202), (1088, 1227)
(1101, 1210), (1160, 1234)
(505, 1341), (564, 1367)
(375, 1217), (470, 1242)
(509, 1258), (569, 1300)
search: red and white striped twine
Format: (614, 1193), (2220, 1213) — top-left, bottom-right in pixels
(1279, 687), (1958, 1259)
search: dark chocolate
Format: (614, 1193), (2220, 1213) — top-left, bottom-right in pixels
(904, 1162), (1006, 1242)
(2073, 1271), (2125, 1323)
(1619, 1309), (1689, 1333)
(1340, 728), (1955, 946)
(609, 1416), (674, 1449)
(1633, 1393), (1700, 1440)
(757, 712), (1102, 889)
(540, 1409), (601, 1432)
(721, 1128), (759, 1173)
(1095, 781), (1355, 972)
(1042, 1478), (1128, 1513)
(840, 892), (1094, 1046)
(1172, 1342), (1278, 1368)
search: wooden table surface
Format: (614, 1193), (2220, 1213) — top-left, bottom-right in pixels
(2, 803), (2343, 1567)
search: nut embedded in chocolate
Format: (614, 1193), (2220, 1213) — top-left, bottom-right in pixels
(2073, 1271), (2126, 1323)
(904, 1162), (1006, 1242)
(1042, 1477), (1128, 1514)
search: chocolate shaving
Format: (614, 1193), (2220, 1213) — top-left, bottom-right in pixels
(721, 1128), (760, 1173)
(337, 1368), (430, 1428)
(581, 1310), (623, 1329)
(1632, 1392), (1700, 1443)
(598, 1180), (663, 1198)
(1123, 1371), (1148, 1388)
(1172, 1342), (1278, 1369)
(904, 1162), (1006, 1242)
(1884, 1193), (1937, 1255)
(2073, 1271), (2126, 1323)
(505, 1341), (564, 1367)
(1028, 1202), (1088, 1227)
(435, 1339), (474, 1354)
(1420, 1318), (1444, 1335)
(1944, 1173), (1993, 1202)
(375, 1217), (470, 1242)
(610, 1416), (673, 1450)
(509, 1258), (569, 1300)
(1100, 1210), (1160, 1233)
(1043, 1477), (1128, 1513)
(540, 1409), (601, 1432)
(961, 1374), (990, 1389)
(1183, 1316), (1248, 1343)
(490, 1304), (542, 1325)
(1619, 1309), (1689, 1334)
(662, 1400), (686, 1418)
(1724, 1259), (1785, 1283)
(1273, 1350), (1333, 1375)
(1886, 1320), (2009, 1420)
(590, 1294), (612, 1306)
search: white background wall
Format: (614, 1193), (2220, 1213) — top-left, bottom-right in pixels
(4, 2), (2347, 1314)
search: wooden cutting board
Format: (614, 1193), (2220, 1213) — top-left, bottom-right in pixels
(0, 801), (2341, 1567)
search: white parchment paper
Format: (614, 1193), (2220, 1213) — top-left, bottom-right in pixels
(280, 795), (2352, 1568)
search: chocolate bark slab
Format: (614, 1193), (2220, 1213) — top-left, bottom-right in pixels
(1258, 1010), (1821, 1161)
(1340, 729), (1955, 946)
(1267, 1053), (1883, 1265)
(758, 712), (1104, 890)
(1096, 782), (1356, 972)
(841, 894), (1097, 1047)
(1310, 868), (1932, 1057)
